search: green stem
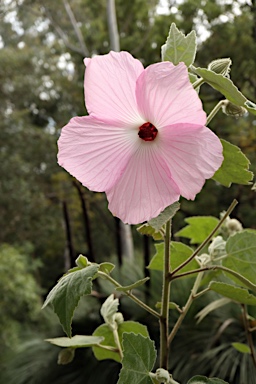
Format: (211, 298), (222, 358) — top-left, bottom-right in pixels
(206, 100), (225, 125)
(112, 327), (123, 360)
(171, 199), (238, 277)
(193, 77), (205, 90)
(168, 271), (204, 346)
(159, 220), (171, 369)
(97, 271), (160, 318)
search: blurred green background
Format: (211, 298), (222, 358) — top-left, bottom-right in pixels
(0, 0), (255, 382)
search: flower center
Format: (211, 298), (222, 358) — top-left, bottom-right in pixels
(138, 122), (158, 141)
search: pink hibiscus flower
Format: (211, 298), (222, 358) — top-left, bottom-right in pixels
(58, 51), (223, 224)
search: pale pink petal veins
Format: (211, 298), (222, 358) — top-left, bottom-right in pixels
(159, 123), (223, 199)
(58, 116), (140, 192)
(136, 62), (206, 128)
(106, 143), (180, 224)
(84, 51), (144, 126)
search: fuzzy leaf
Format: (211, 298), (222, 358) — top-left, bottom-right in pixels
(209, 282), (256, 305)
(117, 333), (157, 384)
(148, 242), (198, 275)
(223, 230), (256, 286)
(116, 277), (150, 292)
(148, 202), (180, 231)
(137, 223), (163, 240)
(175, 216), (219, 244)
(46, 335), (104, 348)
(92, 321), (149, 363)
(213, 140), (253, 187)
(161, 23), (197, 67)
(193, 67), (246, 106)
(98, 262), (115, 275)
(187, 376), (229, 384)
(42, 264), (99, 337)
(232, 342), (251, 354)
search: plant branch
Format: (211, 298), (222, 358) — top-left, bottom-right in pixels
(206, 100), (225, 125)
(168, 271), (204, 346)
(97, 271), (160, 318)
(241, 304), (256, 367)
(171, 199), (238, 277)
(107, 0), (120, 51)
(159, 220), (171, 369)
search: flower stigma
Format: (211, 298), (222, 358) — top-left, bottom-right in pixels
(138, 122), (158, 141)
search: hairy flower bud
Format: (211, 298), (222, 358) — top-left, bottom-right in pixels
(208, 58), (232, 77)
(222, 100), (247, 118)
(226, 218), (243, 236)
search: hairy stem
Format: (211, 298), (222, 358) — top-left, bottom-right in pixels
(159, 220), (171, 369)
(97, 271), (160, 318)
(206, 100), (225, 125)
(168, 271), (204, 346)
(112, 327), (123, 359)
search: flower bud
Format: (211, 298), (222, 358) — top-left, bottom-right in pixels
(208, 236), (226, 259)
(57, 348), (75, 365)
(226, 218), (243, 236)
(114, 312), (124, 325)
(208, 58), (232, 77)
(222, 100), (247, 118)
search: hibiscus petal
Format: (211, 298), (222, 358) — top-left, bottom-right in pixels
(106, 143), (180, 224)
(84, 51), (144, 126)
(58, 116), (140, 191)
(136, 62), (206, 128)
(159, 123), (223, 199)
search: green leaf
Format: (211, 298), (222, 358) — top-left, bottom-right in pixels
(45, 335), (104, 348)
(42, 264), (99, 337)
(137, 223), (163, 240)
(223, 230), (256, 286)
(92, 321), (149, 363)
(98, 262), (115, 275)
(175, 216), (219, 244)
(187, 376), (229, 384)
(148, 202), (180, 231)
(161, 23), (197, 67)
(148, 242), (198, 275)
(193, 67), (247, 106)
(116, 277), (150, 292)
(232, 342), (251, 354)
(213, 140), (253, 187)
(245, 100), (256, 115)
(209, 282), (256, 305)
(117, 333), (157, 384)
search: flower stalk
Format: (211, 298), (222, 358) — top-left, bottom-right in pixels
(159, 220), (171, 369)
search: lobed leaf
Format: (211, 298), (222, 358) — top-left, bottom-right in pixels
(42, 264), (99, 337)
(175, 216), (219, 244)
(92, 321), (149, 363)
(148, 241), (198, 274)
(209, 282), (256, 305)
(161, 23), (197, 67)
(117, 333), (157, 384)
(213, 140), (253, 187)
(223, 230), (256, 286)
